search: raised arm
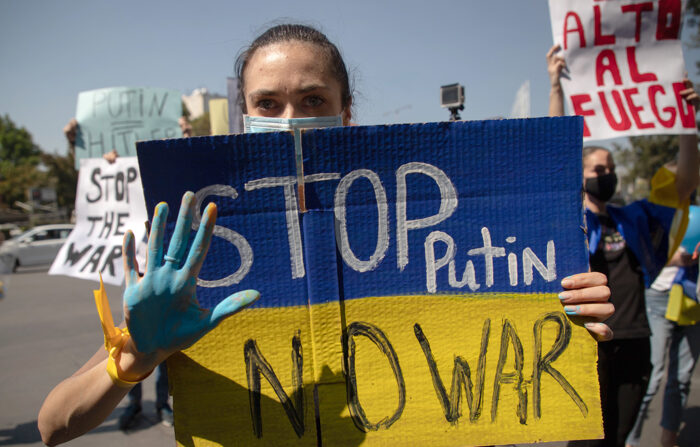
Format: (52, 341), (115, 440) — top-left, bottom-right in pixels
(547, 44), (566, 117)
(38, 192), (259, 445)
(676, 79), (700, 203)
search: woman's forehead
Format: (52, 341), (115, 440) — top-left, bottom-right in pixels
(244, 41), (334, 90)
(584, 149), (614, 168)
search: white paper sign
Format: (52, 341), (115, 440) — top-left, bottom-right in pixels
(549, 0), (695, 140)
(50, 157), (147, 285)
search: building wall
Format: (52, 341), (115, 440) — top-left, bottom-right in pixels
(182, 88), (226, 120)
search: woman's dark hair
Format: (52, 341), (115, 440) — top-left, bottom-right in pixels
(234, 24), (352, 113)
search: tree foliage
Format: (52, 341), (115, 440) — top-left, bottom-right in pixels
(0, 115), (76, 210)
(41, 151), (77, 210)
(0, 115), (45, 207)
(614, 135), (679, 201)
(0, 163), (46, 208)
(190, 111), (211, 137)
(0, 114), (41, 166)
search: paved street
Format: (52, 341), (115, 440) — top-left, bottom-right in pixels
(0, 266), (174, 447)
(1, 266), (698, 447)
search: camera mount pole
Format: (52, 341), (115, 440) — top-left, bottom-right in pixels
(449, 105), (464, 121)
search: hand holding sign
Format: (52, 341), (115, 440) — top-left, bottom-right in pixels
(679, 78), (700, 110)
(123, 191), (260, 355)
(559, 271), (613, 340)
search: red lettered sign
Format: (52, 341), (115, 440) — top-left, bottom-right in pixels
(549, 0), (695, 140)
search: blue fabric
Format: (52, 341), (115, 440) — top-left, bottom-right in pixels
(672, 264), (699, 302)
(586, 200), (676, 288)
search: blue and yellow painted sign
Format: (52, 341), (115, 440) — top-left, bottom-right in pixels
(137, 117), (601, 446)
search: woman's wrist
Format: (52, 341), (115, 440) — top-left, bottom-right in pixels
(116, 338), (162, 382)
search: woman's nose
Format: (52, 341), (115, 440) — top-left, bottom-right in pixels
(280, 104), (306, 119)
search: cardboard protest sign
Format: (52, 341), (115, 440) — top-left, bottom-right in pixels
(137, 117), (601, 446)
(73, 87), (182, 168)
(50, 157), (147, 285)
(549, 0), (695, 140)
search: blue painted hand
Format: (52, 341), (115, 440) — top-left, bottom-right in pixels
(122, 191), (259, 354)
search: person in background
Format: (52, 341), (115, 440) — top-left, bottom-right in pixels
(63, 115), (193, 158)
(626, 242), (700, 447)
(178, 116), (193, 137)
(548, 44), (700, 447)
(38, 26), (615, 446)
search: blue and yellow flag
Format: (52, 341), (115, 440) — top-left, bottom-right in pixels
(137, 117), (600, 446)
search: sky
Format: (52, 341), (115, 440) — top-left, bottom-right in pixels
(1, 0), (700, 156)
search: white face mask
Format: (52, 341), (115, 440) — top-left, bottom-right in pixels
(243, 115), (343, 133)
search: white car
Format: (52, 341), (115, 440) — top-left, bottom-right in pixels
(0, 224), (74, 272)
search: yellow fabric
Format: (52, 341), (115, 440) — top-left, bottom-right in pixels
(93, 275), (148, 388)
(648, 166), (690, 260)
(106, 343), (142, 388)
(93, 275), (123, 349)
(649, 166), (681, 208)
(666, 284), (700, 326)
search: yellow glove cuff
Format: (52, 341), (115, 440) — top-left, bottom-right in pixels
(94, 275), (152, 388)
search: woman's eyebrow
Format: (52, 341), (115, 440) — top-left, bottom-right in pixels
(248, 89), (277, 98)
(296, 83), (329, 94)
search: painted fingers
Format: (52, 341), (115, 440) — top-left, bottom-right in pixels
(562, 303), (614, 320)
(560, 272), (614, 341)
(183, 202), (217, 278)
(164, 192), (196, 268)
(145, 191), (216, 277)
(558, 285), (609, 303)
(122, 230), (140, 286)
(206, 290), (260, 329)
(146, 202), (168, 272)
(582, 322), (613, 342)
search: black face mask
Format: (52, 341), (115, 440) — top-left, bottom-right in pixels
(585, 173), (617, 202)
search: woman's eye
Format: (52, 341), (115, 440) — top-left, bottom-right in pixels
(304, 96), (325, 108)
(256, 99), (276, 110)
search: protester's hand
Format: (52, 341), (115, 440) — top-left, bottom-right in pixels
(122, 191), (259, 356)
(179, 116), (193, 138)
(679, 78), (700, 110)
(558, 272), (614, 341)
(63, 118), (78, 146)
(546, 44), (566, 90)
(102, 149), (119, 164)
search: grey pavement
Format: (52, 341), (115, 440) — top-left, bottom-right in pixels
(0, 266), (174, 447)
(1, 266), (699, 447)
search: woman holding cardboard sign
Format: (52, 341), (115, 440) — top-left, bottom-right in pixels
(548, 43), (700, 447)
(38, 25), (614, 446)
